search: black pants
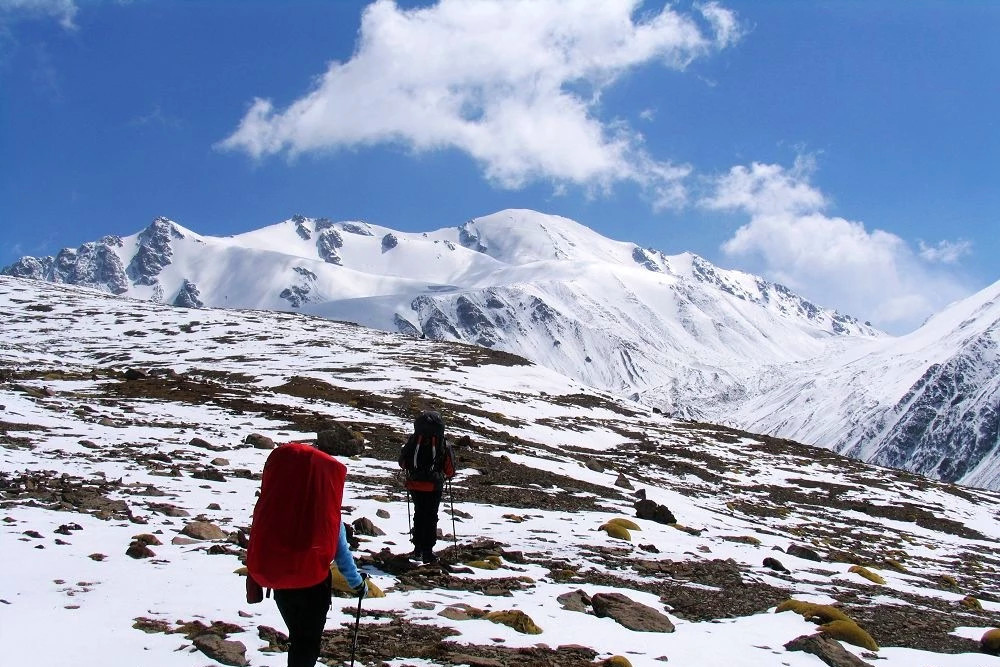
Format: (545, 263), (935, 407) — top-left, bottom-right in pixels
(273, 573), (332, 667)
(410, 486), (443, 553)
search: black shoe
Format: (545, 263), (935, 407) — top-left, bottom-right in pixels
(421, 551), (439, 564)
(409, 548), (422, 560)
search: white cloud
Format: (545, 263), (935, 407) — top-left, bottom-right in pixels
(702, 159), (972, 333)
(918, 239), (972, 264)
(219, 0), (740, 205)
(0, 0), (78, 30)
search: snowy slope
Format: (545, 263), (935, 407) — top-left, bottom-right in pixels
(4, 209), (998, 491)
(2, 275), (999, 667)
(730, 280), (1000, 489)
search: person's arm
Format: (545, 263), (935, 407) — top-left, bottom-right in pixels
(333, 523), (364, 590)
(443, 442), (456, 479)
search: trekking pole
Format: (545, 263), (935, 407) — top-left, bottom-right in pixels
(349, 576), (366, 667)
(448, 479), (457, 548)
(406, 489), (411, 537)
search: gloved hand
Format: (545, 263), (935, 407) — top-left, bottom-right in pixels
(352, 573), (369, 599)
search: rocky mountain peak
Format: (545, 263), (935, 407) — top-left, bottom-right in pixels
(127, 217), (181, 286)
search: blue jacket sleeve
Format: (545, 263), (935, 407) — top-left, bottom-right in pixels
(334, 523), (363, 589)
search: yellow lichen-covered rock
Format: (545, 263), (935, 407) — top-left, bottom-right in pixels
(607, 517), (641, 531)
(885, 559), (908, 573)
(981, 628), (1000, 655)
(485, 610), (542, 634)
(819, 620), (879, 651)
(940, 574), (959, 588)
(960, 596), (983, 611)
(599, 522), (632, 541)
(775, 599), (852, 624)
(603, 657), (633, 667)
(849, 565), (886, 585)
(466, 559), (500, 570)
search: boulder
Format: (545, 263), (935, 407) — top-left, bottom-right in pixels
(763, 557), (790, 573)
(126, 542), (155, 559)
(785, 633), (874, 667)
(591, 593), (675, 632)
(614, 473), (634, 490)
(192, 633), (249, 667)
(634, 499), (676, 525)
(180, 520), (227, 541)
(244, 433), (275, 450)
(316, 422), (364, 457)
(556, 589), (591, 612)
(352, 517), (385, 537)
(787, 544), (823, 562)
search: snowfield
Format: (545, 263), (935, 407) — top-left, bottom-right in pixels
(2, 275), (999, 666)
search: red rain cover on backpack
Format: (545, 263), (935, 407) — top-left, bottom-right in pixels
(247, 443), (347, 590)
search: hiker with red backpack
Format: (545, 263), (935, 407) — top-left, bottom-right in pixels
(246, 441), (367, 667)
(399, 410), (456, 563)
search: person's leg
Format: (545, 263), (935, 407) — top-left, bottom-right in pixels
(410, 490), (430, 554)
(414, 486), (443, 560)
(273, 574), (332, 667)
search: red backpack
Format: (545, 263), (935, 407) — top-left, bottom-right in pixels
(247, 443), (347, 590)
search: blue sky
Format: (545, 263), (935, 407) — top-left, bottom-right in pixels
(1, 0), (997, 333)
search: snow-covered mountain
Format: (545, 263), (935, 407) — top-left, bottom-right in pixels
(4, 210), (998, 490)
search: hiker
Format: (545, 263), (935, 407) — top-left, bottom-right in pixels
(247, 441), (368, 667)
(399, 410), (456, 563)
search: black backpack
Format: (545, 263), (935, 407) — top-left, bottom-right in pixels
(401, 411), (446, 483)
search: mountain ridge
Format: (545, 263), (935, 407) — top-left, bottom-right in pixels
(4, 209), (998, 490)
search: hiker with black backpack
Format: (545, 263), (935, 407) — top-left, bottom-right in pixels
(399, 410), (456, 563)
(246, 441), (368, 667)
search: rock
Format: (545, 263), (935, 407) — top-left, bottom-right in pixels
(591, 593), (675, 632)
(981, 628), (1000, 655)
(207, 503), (222, 510)
(603, 657), (633, 667)
(485, 610), (542, 634)
(557, 589), (591, 612)
(210, 458), (229, 467)
(787, 544), (823, 562)
(124, 368), (147, 381)
(192, 633), (249, 667)
(376, 509), (390, 519)
(634, 499), (676, 525)
(189, 437), (214, 450)
(133, 533), (162, 546)
(439, 604), (485, 622)
(614, 473), (634, 490)
(316, 422), (364, 457)
(193, 468), (227, 482)
(352, 517), (385, 537)
(126, 542), (155, 559)
(585, 458), (605, 472)
(445, 654), (503, 667)
(763, 557), (790, 573)
(244, 433), (275, 450)
(785, 633), (875, 666)
(180, 520), (227, 541)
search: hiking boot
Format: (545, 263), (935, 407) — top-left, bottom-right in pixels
(410, 548), (422, 560)
(421, 550), (439, 564)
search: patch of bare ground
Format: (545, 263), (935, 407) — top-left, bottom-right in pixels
(840, 589), (1000, 654)
(0, 469), (132, 520)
